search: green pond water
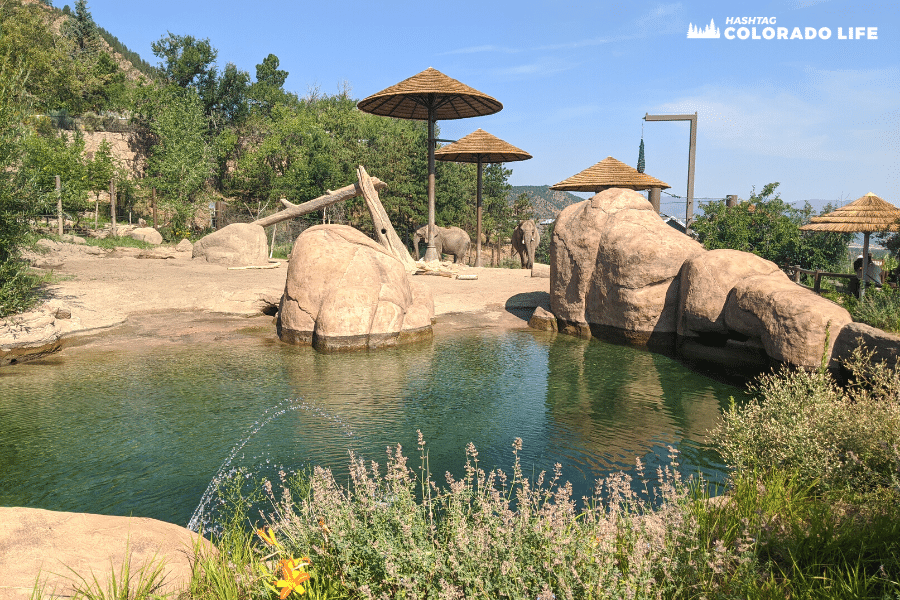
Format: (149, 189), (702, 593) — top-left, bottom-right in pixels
(0, 317), (746, 529)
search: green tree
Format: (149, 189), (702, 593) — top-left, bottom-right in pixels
(151, 32), (249, 131)
(144, 87), (212, 232)
(693, 182), (850, 271)
(67, 0), (100, 53)
(248, 53), (290, 114)
(86, 138), (115, 226)
(20, 128), (91, 227)
(0, 65), (42, 316)
(0, 1), (82, 112)
(151, 32), (217, 90)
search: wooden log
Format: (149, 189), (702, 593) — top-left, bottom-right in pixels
(357, 166), (416, 269)
(251, 178), (387, 228)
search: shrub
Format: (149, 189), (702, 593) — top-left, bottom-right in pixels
(252, 436), (753, 599)
(0, 257), (46, 317)
(844, 286), (900, 333)
(712, 345), (900, 492)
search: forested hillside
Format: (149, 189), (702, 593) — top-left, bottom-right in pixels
(0, 0), (534, 315)
(507, 185), (583, 221)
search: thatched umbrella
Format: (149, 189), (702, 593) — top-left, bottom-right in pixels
(358, 68), (502, 261)
(800, 192), (900, 298)
(434, 128), (532, 267)
(550, 156), (670, 193)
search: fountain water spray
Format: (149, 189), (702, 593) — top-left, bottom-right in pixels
(187, 396), (356, 532)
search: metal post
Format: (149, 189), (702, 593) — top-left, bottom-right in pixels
(643, 112), (698, 234)
(55, 175), (62, 236)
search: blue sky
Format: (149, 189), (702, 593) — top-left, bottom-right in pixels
(82, 0), (897, 216)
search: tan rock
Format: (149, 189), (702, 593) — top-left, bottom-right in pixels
(277, 225), (434, 351)
(175, 238), (193, 253)
(128, 227), (163, 245)
(723, 273), (852, 369)
(0, 507), (212, 600)
(550, 188), (703, 342)
(192, 223), (268, 267)
(678, 249), (782, 337)
(528, 306), (558, 331)
(530, 262), (550, 278)
(832, 321), (900, 368)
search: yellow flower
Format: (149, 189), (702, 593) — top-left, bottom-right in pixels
(275, 557), (311, 598)
(256, 526), (279, 547)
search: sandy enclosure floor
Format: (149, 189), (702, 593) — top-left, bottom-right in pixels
(43, 248), (551, 349)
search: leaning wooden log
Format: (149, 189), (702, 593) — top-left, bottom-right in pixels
(250, 178), (387, 228)
(357, 165), (416, 270)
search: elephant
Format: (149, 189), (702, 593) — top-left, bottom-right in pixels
(414, 225), (471, 264)
(512, 219), (540, 269)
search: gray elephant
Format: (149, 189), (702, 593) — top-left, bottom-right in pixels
(512, 220), (540, 269)
(414, 225), (471, 264)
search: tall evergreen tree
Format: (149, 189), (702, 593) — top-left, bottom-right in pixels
(70, 0), (100, 53)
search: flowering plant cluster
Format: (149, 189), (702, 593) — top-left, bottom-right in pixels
(256, 526), (312, 598)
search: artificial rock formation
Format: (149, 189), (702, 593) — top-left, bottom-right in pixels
(128, 227), (163, 245)
(547, 187), (855, 370)
(277, 225), (433, 352)
(551, 187), (704, 344)
(0, 507), (212, 600)
(678, 249), (782, 337)
(192, 223), (269, 267)
(722, 273), (852, 369)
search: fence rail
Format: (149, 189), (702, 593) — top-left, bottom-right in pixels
(784, 265), (856, 294)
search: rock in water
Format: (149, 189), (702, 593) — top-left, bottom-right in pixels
(548, 187), (855, 370)
(277, 225), (434, 351)
(192, 223), (268, 267)
(678, 249), (782, 337)
(550, 187), (703, 346)
(723, 273), (851, 369)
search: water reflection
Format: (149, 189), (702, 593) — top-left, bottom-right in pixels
(0, 322), (741, 526)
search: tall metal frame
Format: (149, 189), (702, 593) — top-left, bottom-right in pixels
(644, 112), (697, 234)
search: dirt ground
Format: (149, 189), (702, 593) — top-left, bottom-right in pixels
(39, 244), (551, 349)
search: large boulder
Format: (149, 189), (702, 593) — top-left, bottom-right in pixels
(0, 301), (81, 366)
(277, 224), (434, 351)
(192, 223), (268, 267)
(678, 249), (782, 338)
(832, 321), (900, 367)
(550, 188), (704, 344)
(0, 507), (212, 600)
(723, 273), (852, 369)
(128, 227), (163, 245)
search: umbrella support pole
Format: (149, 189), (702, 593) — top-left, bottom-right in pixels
(424, 112), (439, 262)
(861, 233), (870, 299)
(476, 157), (483, 267)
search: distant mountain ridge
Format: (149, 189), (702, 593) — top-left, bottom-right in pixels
(507, 185), (584, 221)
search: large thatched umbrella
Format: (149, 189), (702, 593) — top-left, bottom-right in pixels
(800, 192), (900, 298)
(550, 156), (670, 193)
(358, 68), (502, 261)
(434, 128), (531, 267)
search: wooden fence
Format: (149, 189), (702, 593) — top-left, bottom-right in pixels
(783, 265), (855, 294)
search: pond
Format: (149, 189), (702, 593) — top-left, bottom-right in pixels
(0, 315), (746, 529)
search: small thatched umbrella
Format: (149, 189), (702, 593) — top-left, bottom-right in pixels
(550, 156), (670, 193)
(358, 68), (502, 261)
(800, 192), (900, 298)
(434, 128), (532, 267)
